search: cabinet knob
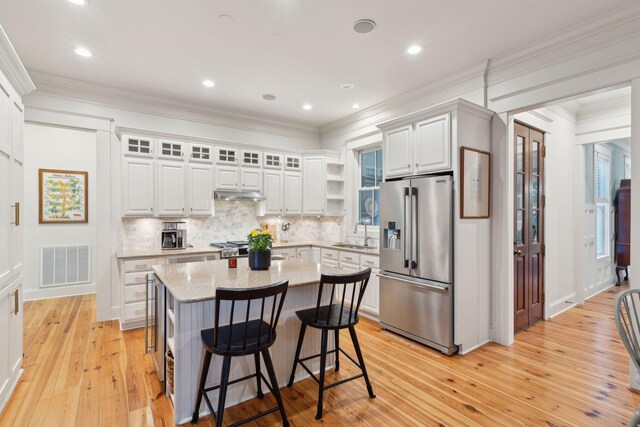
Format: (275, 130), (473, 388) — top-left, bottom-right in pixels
(415, 163), (419, 168)
(407, 163), (410, 168)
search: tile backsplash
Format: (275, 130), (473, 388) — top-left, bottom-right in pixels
(121, 200), (349, 250)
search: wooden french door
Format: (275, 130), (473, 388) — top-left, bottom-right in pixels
(514, 122), (545, 332)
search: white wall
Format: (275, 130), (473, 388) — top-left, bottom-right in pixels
(23, 123), (97, 300)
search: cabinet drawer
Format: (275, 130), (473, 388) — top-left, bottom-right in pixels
(360, 255), (379, 269)
(340, 252), (360, 264)
(122, 301), (146, 321)
(124, 284), (147, 303)
(123, 258), (159, 273)
(340, 261), (360, 272)
(322, 259), (339, 268)
(322, 249), (339, 260)
(124, 271), (151, 286)
(273, 248), (297, 258)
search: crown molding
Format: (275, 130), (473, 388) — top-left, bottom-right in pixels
(0, 26), (35, 96)
(28, 70), (320, 143)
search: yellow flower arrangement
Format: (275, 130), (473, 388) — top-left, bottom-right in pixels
(247, 228), (273, 252)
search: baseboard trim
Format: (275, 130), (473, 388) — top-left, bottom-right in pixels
(548, 293), (578, 319)
(585, 277), (616, 301)
(23, 284), (96, 301)
(459, 339), (491, 355)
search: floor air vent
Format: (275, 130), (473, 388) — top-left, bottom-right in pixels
(41, 245), (91, 287)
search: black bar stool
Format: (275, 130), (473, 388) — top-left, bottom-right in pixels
(191, 281), (290, 427)
(287, 268), (375, 419)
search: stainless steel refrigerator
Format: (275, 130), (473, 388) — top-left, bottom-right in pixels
(378, 175), (457, 355)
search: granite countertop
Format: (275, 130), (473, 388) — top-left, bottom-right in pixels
(116, 246), (221, 259)
(153, 258), (342, 303)
(117, 241), (379, 259)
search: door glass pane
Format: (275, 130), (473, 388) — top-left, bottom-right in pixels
(531, 210), (538, 243)
(361, 151), (376, 187)
(532, 141), (539, 175)
(531, 176), (538, 209)
(376, 149), (383, 185)
(517, 136), (524, 173)
(516, 210), (524, 245)
(359, 189), (374, 224)
(516, 174), (524, 209)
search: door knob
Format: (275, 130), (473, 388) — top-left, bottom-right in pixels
(514, 249), (523, 256)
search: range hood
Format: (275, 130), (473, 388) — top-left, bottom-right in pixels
(213, 190), (266, 201)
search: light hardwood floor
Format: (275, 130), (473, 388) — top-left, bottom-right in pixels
(1, 284), (638, 426)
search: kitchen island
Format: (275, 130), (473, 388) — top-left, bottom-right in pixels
(152, 257), (342, 425)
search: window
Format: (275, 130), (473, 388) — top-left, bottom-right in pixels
(595, 148), (610, 258)
(358, 149), (382, 226)
(624, 155), (632, 179)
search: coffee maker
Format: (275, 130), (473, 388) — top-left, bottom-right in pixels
(161, 222), (187, 250)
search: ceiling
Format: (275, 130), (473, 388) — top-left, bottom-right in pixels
(0, 0), (636, 129)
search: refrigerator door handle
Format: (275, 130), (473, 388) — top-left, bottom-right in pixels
(404, 187), (411, 268)
(410, 187), (418, 269)
(377, 272), (450, 294)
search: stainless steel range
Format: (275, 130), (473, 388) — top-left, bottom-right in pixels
(210, 241), (249, 258)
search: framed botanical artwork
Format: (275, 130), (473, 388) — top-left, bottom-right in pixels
(460, 147), (491, 219)
(39, 169), (88, 224)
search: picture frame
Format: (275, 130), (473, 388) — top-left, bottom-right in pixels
(39, 169), (88, 224)
(460, 147), (491, 219)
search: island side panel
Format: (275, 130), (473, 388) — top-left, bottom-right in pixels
(172, 283), (334, 425)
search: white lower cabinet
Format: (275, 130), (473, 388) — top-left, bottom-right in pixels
(272, 248), (297, 259)
(296, 247), (311, 261)
(0, 277), (23, 410)
(311, 248), (321, 264)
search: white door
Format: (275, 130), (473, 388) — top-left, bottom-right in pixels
(263, 171), (283, 215)
(303, 157), (325, 215)
(157, 161), (187, 216)
(188, 164), (213, 216)
(7, 279), (22, 377)
(215, 166), (239, 190)
(10, 157), (23, 274)
(284, 172), (302, 215)
(414, 114), (451, 174)
(240, 169), (262, 191)
(0, 287), (10, 398)
(122, 158), (155, 216)
(384, 124), (413, 178)
(0, 147), (10, 285)
(361, 267), (380, 315)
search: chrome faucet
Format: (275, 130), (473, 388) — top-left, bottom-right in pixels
(354, 217), (372, 247)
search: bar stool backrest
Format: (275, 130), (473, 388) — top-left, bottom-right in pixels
(214, 280), (289, 352)
(314, 268), (371, 325)
(615, 289), (640, 379)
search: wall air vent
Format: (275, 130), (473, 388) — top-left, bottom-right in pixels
(41, 245), (91, 287)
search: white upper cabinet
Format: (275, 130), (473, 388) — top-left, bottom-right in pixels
(302, 156), (325, 215)
(240, 168), (262, 191)
(188, 164), (213, 216)
(264, 153), (283, 170)
(10, 101), (23, 164)
(156, 161), (187, 216)
(414, 114), (451, 174)
(382, 113), (451, 178)
(284, 171), (302, 215)
(383, 124), (413, 178)
(0, 146), (10, 284)
(284, 155), (301, 171)
(263, 171), (284, 215)
(7, 278), (22, 377)
(124, 136), (154, 158)
(10, 152), (23, 275)
(215, 166), (239, 190)
(0, 81), (9, 155)
(189, 144), (213, 163)
(240, 150), (261, 168)
(216, 147), (239, 165)
(122, 157), (155, 216)
(157, 140), (185, 161)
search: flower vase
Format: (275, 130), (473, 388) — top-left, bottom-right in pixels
(248, 250), (271, 270)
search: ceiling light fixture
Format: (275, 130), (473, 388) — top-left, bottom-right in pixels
(262, 94), (277, 101)
(352, 104), (361, 109)
(340, 82), (355, 90)
(74, 47), (92, 57)
(407, 45), (424, 55)
(202, 79), (215, 88)
(302, 104), (313, 111)
(353, 19), (376, 34)
(67, 0), (87, 5)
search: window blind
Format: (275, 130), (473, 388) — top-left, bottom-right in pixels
(595, 152), (609, 200)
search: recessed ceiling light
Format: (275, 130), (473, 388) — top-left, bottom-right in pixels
(353, 19), (376, 34)
(340, 82), (355, 90)
(352, 104), (361, 109)
(67, 0), (86, 5)
(302, 104), (313, 111)
(262, 94), (277, 101)
(74, 47), (92, 57)
(202, 79), (215, 88)
(407, 45), (424, 55)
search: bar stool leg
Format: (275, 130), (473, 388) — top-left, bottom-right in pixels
(334, 329), (340, 372)
(349, 326), (375, 398)
(287, 322), (307, 387)
(215, 355), (232, 427)
(316, 328), (329, 420)
(191, 349), (212, 424)
(262, 349), (290, 427)
(254, 353), (264, 398)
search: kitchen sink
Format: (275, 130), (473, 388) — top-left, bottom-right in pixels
(331, 243), (370, 250)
